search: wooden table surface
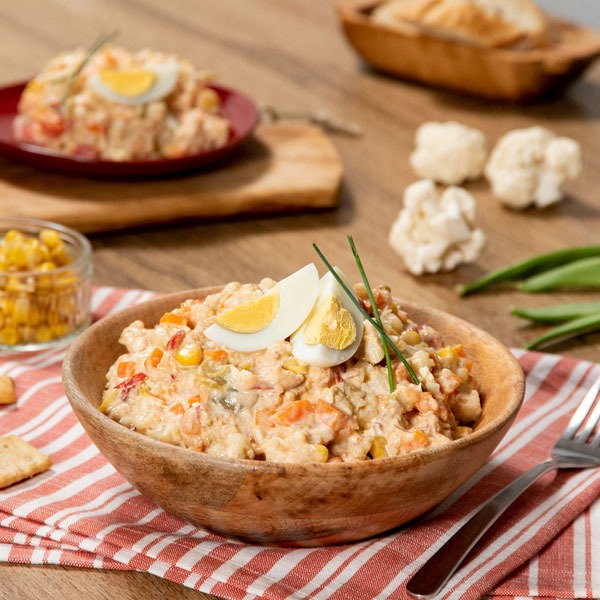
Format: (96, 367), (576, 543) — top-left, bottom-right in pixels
(1, 0), (599, 598)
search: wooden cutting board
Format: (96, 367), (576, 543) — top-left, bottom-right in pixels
(0, 122), (342, 233)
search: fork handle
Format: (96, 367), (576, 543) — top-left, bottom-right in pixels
(406, 459), (557, 599)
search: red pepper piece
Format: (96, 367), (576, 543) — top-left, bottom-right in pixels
(116, 372), (147, 400)
(166, 330), (186, 350)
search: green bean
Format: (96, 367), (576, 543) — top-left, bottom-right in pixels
(526, 313), (600, 350)
(512, 302), (600, 324)
(457, 246), (600, 296)
(518, 257), (600, 293)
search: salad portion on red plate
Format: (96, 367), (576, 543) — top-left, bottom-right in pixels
(0, 42), (258, 177)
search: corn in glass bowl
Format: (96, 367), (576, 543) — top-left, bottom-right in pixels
(0, 218), (92, 352)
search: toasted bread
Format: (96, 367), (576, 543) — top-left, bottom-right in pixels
(371, 0), (547, 48)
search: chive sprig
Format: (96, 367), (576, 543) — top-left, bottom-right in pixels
(313, 242), (420, 386)
(347, 235), (395, 392)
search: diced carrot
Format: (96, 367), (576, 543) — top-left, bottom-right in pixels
(145, 348), (164, 369)
(409, 430), (430, 449)
(465, 359), (473, 372)
(187, 395), (202, 407)
(40, 114), (65, 137)
(116, 361), (136, 378)
(415, 393), (438, 414)
(315, 399), (346, 430)
(272, 400), (315, 426)
(169, 402), (185, 415)
(454, 344), (466, 357)
(205, 348), (227, 362)
(160, 312), (188, 326)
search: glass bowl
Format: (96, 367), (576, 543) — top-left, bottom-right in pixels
(0, 218), (92, 352)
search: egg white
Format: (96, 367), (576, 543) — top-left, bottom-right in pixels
(87, 62), (178, 105)
(204, 263), (319, 353)
(290, 268), (364, 368)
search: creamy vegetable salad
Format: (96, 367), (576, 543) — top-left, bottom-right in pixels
(101, 265), (482, 463)
(13, 46), (230, 161)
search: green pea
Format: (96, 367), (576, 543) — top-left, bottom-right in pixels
(457, 246), (600, 296)
(512, 302), (600, 324)
(526, 313), (600, 350)
(519, 257), (600, 293)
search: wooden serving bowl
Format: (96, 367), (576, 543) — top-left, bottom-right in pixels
(337, 0), (600, 101)
(62, 288), (525, 547)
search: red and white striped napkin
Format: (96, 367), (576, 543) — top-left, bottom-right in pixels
(0, 286), (598, 600)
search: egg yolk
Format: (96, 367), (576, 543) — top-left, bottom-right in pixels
(214, 288), (280, 334)
(98, 68), (157, 97)
(303, 294), (356, 350)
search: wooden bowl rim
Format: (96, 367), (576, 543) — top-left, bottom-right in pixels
(63, 287), (525, 473)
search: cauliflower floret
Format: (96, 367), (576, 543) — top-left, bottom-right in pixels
(388, 179), (486, 275)
(485, 126), (583, 209)
(410, 121), (488, 185)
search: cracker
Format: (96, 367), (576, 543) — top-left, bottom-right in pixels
(0, 376), (16, 405)
(0, 435), (52, 489)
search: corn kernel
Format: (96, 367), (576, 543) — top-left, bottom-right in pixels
(370, 435), (388, 459)
(6, 276), (33, 293)
(411, 429), (430, 448)
(1, 327), (20, 345)
(437, 346), (458, 369)
(51, 323), (70, 338)
(53, 272), (78, 289)
(20, 326), (37, 343)
(98, 389), (119, 413)
(198, 88), (220, 111)
(49, 243), (72, 266)
(4, 230), (23, 244)
(27, 302), (41, 326)
(0, 226), (85, 346)
(23, 238), (45, 269)
(313, 444), (329, 463)
(404, 330), (420, 345)
(12, 297), (30, 324)
(7, 245), (28, 269)
(175, 344), (203, 366)
(39, 228), (61, 249)
(282, 357), (308, 374)
(35, 325), (53, 343)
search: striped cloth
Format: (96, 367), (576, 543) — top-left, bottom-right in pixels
(0, 286), (598, 600)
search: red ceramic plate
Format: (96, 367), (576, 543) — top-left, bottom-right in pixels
(0, 81), (259, 177)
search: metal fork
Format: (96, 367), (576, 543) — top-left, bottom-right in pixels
(407, 374), (600, 599)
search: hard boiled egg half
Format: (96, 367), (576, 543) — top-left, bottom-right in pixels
(88, 62), (178, 105)
(204, 263), (320, 353)
(290, 268), (364, 368)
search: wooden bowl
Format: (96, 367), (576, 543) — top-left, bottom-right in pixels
(62, 288), (525, 547)
(337, 0), (600, 101)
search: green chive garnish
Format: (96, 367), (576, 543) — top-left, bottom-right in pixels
(347, 235), (394, 392)
(313, 242), (420, 386)
(61, 30), (119, 110)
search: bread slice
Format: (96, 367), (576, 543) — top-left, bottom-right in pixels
(371, 0), (547, 48)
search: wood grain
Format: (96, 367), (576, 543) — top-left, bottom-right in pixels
(62, 288), (524, 546)
(338, 0), (600, 100)
(0, 122), (342, 232)
(0, 0), (599, 597)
